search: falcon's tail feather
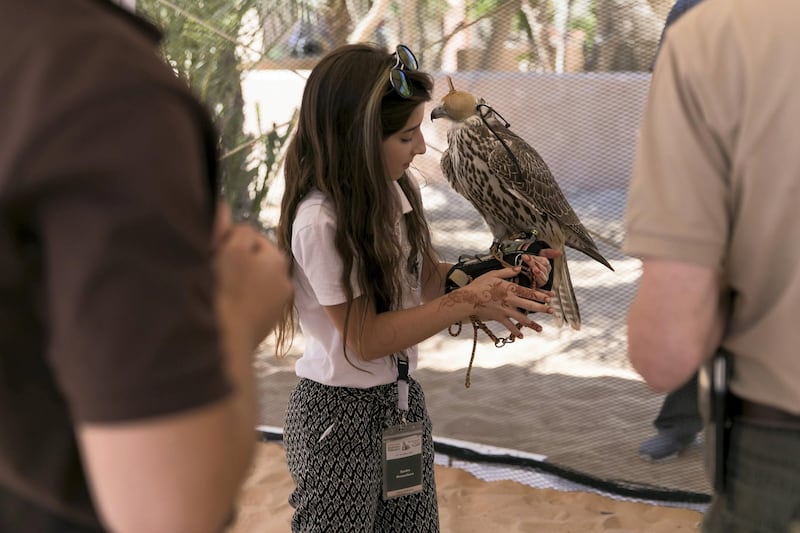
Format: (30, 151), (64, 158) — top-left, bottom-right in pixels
(578, 245), (614, 271)
(565, 228), (614, 271)
(550, 251), (581, 330)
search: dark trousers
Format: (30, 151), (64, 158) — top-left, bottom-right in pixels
(654, 372), (703, 437)
(703, 420), (800, 532)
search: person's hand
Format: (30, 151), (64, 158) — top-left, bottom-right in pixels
(212, 203), (293, 351)
(456, 266), (554, 338)
(521, 247), (561, 288)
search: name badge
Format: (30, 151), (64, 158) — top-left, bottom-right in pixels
(381, 421), (424, 500)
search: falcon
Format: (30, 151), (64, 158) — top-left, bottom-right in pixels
(430, 77), (613, 330)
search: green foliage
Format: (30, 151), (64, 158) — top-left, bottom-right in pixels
(467, 0), (502, 18)
(247, 106), (298, 228)
(137, 0), (293, 224)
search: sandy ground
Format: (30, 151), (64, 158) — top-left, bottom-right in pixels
(228, 443), (703, 533)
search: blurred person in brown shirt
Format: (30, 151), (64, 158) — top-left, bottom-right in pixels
(0, 1), (292, 532)
(625, 0), (800, 530)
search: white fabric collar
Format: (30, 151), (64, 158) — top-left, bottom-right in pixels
(393, 181), (413, 215)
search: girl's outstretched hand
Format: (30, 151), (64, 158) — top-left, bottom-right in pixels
(520, 247), (561, 289)
(442, 266), (555, 339)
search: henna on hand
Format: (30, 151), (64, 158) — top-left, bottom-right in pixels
(438, 280), (508, 311)
(508, 283), (550, 304)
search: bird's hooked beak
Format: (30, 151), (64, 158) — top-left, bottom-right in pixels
(430, 75), (478, 122)
(430, 104), (448, 121)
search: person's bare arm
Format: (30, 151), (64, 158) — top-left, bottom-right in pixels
(420, 249), (451, 303)
(627, 258), (725, 391)
(78, 400), (251, 533)
(325, 266), (553, 361)
(78, 220), (292, 533)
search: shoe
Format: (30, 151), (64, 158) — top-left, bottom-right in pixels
(638, 431), (698, 462)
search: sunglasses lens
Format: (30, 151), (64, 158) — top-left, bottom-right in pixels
(396, 45), (418, 71)
(389, 69), (412, 98)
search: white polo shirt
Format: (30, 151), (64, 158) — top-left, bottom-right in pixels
(291, 182), (421, 388)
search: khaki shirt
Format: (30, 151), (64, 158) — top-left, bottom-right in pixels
(624, 0), (800, 415)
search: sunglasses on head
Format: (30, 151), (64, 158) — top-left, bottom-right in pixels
(388, 44), (418, 99)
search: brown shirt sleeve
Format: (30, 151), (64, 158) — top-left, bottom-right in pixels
(30, 85), (231, 423)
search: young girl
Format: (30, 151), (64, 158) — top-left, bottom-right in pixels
(276, 43), (554, 532)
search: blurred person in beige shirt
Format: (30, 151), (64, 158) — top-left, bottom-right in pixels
(624, 0), (800, 531)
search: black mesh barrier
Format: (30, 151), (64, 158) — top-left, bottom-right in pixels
(257, 428), (710, 506)
(139, 0), (710, 507)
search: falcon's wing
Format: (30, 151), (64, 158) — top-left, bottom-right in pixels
(486, 122), (581, 227)
(482, 119), (605, 259)
(440, 147), (457, 192)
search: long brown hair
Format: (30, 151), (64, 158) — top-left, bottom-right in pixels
(275, 43), (437, 366)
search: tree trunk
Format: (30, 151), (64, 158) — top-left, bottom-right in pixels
(592, 0), (662, 72)
(478, 0), (522, 71)
(320, 0), (352, 47)
(347, 0), (392, 43)
(520, 0), (554, 71)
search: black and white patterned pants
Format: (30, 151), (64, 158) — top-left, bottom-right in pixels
(284, 377), (439, 532)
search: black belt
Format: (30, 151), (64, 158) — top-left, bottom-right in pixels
(738, 398), (800, 430)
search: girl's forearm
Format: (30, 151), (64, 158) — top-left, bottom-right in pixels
(324, 293), (475, 361)
(420, 259), (452, 303)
